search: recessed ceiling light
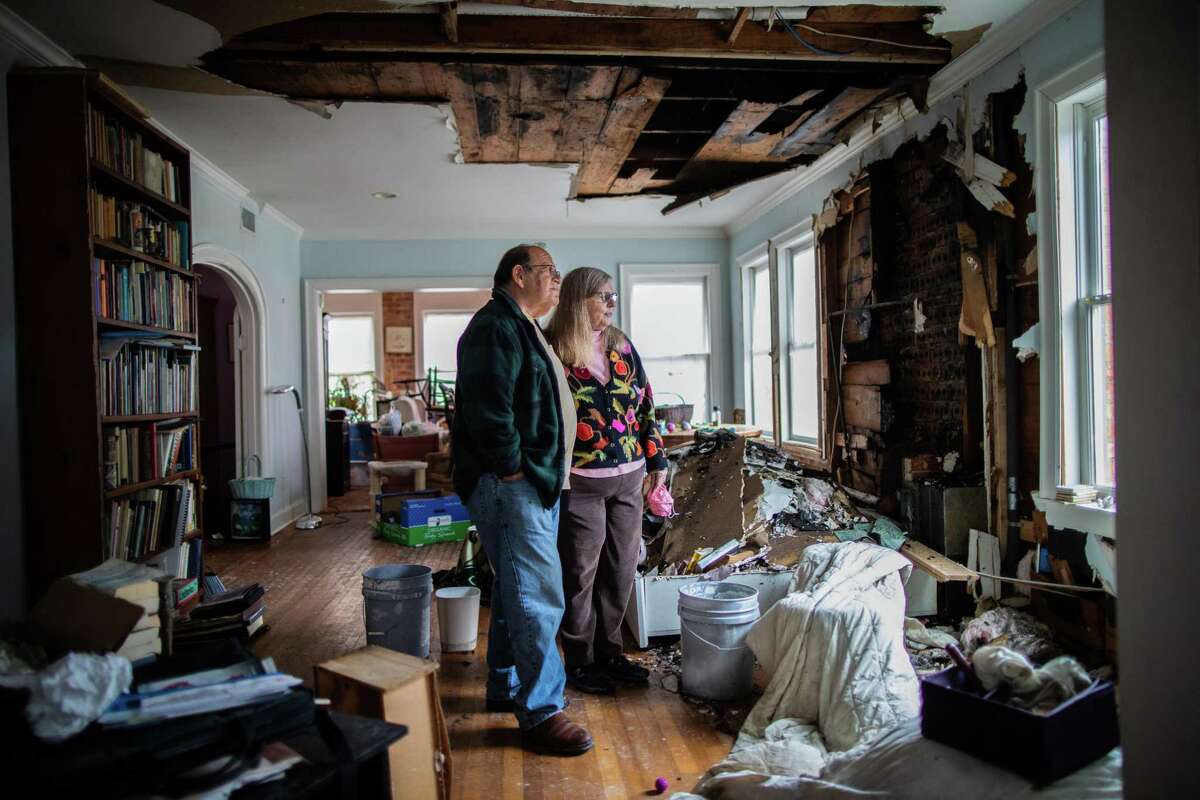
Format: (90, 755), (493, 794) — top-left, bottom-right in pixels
(371, 191), (397, 199)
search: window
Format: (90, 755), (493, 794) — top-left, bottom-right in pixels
(1035, 53), (1115, 535)
(740, 223), (826, 458)
(785, 240), (820, 443)
(745, 257), (774, 436)
(620, 264), (722, 424)
(326, 314), (377, 419)
(422, 311), (473, 378)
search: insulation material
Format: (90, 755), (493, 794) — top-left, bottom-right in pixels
(959, 607), (1058, 663)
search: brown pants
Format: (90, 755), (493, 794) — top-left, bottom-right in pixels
(558, 467), (645, 668)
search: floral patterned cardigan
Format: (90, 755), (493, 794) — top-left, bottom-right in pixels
(565, 340), (669, 474)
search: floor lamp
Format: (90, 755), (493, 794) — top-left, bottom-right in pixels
(267, 384), (322, 530)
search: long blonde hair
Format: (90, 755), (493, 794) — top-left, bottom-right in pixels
(545, 267), (627, 368)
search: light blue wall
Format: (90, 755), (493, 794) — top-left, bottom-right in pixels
(302, 236), (734, 410)
(726, 0), (1105, 409)
(191, 172), (306, 530)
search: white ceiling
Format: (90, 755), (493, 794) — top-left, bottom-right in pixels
(8, 0), (1036, 239)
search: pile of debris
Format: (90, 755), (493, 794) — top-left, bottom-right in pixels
(630, 639), (758, 736)
(643, 435), (906, 577)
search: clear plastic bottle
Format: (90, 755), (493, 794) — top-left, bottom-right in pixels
(711, 405), (721, 426)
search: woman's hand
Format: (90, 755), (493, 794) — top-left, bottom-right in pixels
(643, 469), (667, 498)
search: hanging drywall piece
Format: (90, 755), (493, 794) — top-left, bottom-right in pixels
(968, 529), (1002, 599)
(1085, 533), (1117, 595)
(1014, 322), (1040, 361)
(912, 297), (927, 333)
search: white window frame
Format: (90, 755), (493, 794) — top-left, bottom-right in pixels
(1033, 51), (1115, 538)
(618, 262), (724, 421)
(773, 221), (822, 449)
(417, 308), (477, 377)
(738, 242), (775, 437)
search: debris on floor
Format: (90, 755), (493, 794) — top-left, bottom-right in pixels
(631, 638), (758, 736)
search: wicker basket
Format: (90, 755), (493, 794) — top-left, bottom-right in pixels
(229, 454), (275, 500)
(654, 403), (694, 427)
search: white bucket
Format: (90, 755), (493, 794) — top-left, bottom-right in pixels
(678, 581), (760, 700)
(435, 585), (481, 652)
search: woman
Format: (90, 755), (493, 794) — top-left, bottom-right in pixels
(545, 267), (668, 694)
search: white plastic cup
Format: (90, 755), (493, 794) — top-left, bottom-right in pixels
(435, 585), (481, 652)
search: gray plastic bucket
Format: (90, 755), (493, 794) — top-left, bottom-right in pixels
(678, 581), (761, 700)
(362, 564), (433, 657)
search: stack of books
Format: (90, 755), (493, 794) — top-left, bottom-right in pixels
(70, 558), (165, 663)
(1055, 484), (1099, 504)
(175, 583), (267, 646)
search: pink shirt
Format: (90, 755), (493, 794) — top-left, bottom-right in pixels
(571, 328), (646, 480)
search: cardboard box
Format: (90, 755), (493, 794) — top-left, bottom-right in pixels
(314, 646), (452, 800)
(375, 491), (471, 547)
(375, 519), (471, 547)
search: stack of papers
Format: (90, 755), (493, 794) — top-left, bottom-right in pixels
(100, 672), (301, 727)
(1056, 485), (1099, 504)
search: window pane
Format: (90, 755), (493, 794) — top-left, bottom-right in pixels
(751, 353), (772, 433)
(751, 267), (771, 353)
(1092, 302), (1115, 486)
(631, 281), (707, 357)
(422, 312), (474, 375)
(788, 245), (820, 441)
(644, 355), (708, 422)
(327, 316), (375, 375)
(1095, 113), (1112, 295)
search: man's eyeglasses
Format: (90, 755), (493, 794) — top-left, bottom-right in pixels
(522, 263), (561, 280)
(591, 291), (619, 304)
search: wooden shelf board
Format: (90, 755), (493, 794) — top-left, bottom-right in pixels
(97, 317), (196, 339)
(105, 469), (200, 499)
(90, 159), (190, 217)
(93, 238), (192, 276)
(102, 412), (199, 425)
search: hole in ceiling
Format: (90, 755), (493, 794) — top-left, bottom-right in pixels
(512, 110), (545, 121)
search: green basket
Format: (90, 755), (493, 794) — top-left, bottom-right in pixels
(229, 454), (275, 500)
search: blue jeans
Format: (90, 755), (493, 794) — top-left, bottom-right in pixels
(466, 473), (566, 729)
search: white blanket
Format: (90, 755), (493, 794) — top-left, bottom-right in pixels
(678, 541), (1122, 800)
(681, 541), (920, 798)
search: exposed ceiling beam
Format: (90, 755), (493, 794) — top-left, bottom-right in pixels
(227, 14), (950, 65)
(440, 2), (458, 44)
(575, 69), (670, 196)
(481, 0), (699, 19)
(771, 86), (889, 158)
(727, 8), (752, 45)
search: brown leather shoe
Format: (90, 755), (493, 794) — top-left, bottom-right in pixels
(522, 712), (594, 756)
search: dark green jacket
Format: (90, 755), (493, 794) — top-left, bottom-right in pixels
(452, 288), (566, 508)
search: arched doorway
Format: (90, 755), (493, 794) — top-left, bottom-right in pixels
(192, 244), (269, 537)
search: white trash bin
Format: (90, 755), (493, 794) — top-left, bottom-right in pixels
(678, 581), (760, 700)
(435, 585), (481, 652)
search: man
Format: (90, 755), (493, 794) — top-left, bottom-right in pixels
(452, 244), (590, 755)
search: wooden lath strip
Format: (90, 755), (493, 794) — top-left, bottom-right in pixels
(688, 90), (820, 163)
(574, 70), (670, 196)
(727, 8), (752, 44)
(771, 87), (888, 158)
(440, 2), (458, 44)
(482, 0), (699, 19)
(445, 64), (482, 161)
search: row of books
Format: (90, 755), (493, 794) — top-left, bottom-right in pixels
(95, 258), (195, 332)
(104, 478), (196, 562)
(102, 420), (195, 489)
(87, 103), (184, 203)
(91, 189), (190, 268)
(70, 558), (165, 663)
(98, 334), (199, 417)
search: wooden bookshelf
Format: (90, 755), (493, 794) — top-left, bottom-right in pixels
(8, 67), (205, 600)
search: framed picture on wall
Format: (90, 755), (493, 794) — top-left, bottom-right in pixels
(229, 498), (271, 542)
(385, 326), (413, 354)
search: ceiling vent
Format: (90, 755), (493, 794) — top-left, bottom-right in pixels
(241, 207), (256, 233)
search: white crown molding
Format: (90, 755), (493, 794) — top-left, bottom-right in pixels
(261, 203), (306, 239)
(725, 0), (1086, 236)
(0, 3), (79, 66)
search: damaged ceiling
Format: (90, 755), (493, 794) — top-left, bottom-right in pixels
(8, 1), (1035, 234)
(190, 4), (952, 213)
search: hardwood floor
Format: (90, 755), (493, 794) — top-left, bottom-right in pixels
(206, 489), (734, 798)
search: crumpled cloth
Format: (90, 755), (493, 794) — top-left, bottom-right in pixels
(6, 652), (133, 741)
(647, 483), (675, 517)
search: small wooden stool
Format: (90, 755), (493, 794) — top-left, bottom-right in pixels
(369, 460), (428, 511)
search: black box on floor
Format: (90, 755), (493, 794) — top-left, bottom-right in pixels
(920, 667), (1119, 785)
